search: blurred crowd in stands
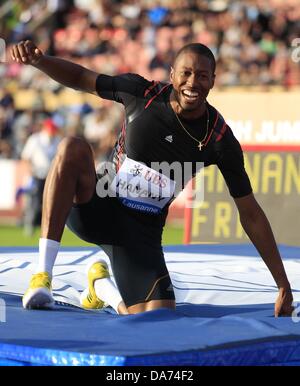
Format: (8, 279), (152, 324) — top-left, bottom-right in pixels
(0, 0), (300, 162)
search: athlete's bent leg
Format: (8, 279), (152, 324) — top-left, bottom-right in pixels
(99, 245), (176, 314)
(42, 136), (96, 242)
(23, 137), (96, 309)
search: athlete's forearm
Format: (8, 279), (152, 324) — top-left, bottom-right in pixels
(33, 55), (88, 91)
(240, 206), (290, 289)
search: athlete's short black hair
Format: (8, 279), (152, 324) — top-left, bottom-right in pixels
(174, 43), (216, 74)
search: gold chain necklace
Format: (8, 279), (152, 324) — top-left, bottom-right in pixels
(174, 107), (209, 151)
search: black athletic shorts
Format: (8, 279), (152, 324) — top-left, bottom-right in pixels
(66, 191), (175, 307)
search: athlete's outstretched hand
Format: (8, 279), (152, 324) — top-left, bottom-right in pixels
(11, 40), (43, 65)
(275, 287), (294, 317)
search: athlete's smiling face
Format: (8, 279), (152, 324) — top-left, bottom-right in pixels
(170, 51), (215, 118)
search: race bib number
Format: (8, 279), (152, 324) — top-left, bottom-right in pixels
(111, 157), (176, 214)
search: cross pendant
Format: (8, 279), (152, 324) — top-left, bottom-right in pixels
(198, 142), (203, 151)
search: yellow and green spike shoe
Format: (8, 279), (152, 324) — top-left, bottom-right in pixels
(80, 260), (110, 310)
(22, 272), (54, 309)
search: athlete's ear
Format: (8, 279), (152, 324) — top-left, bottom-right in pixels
(210, 73), (216, 89)
(170, 67), (174, 83)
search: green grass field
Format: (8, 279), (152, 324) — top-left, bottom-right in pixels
(0, 224), (184, 247)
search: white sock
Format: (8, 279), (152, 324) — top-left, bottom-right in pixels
(36, 238), (60, 277)
(94, 277), (123, 314)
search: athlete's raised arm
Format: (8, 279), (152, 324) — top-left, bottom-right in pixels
(11, 40), (99, 95)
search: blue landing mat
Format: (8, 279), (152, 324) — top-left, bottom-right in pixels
(1, 293), (300, 366)
(0, 245), (300, 366)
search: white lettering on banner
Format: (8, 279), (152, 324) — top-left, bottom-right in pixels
(227, 120), (300, 144)
(111, 157), (176, 214)
(228, 120), (253, 143)
(256, 121), (300, 143)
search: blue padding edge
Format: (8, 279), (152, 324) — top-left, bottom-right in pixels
(164, 244), (300, 259)
(0, 244), (299, 258)
(125, 339), (300, 366)
(0, 343), (125, 366)
(1, 339), (300, 366)
(0, 358), (26, 366)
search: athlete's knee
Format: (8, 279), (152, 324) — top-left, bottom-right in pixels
(127, 300), (175, 314)
(57, 137), (92, 166)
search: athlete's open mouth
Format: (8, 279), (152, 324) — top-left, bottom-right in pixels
(181, 89), (200, 103)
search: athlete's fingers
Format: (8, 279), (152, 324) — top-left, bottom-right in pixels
(17, 41), (29, 63)
(12, 45), (22, 63)
(24, 40), (41, 62)
(31, 47), (43, 64)
(11, 41), (42, 65)
(24, 40), (33, 58)
(10, 48), (15, 61)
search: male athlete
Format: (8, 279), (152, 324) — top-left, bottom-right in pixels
(11, 41), (294, 316)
